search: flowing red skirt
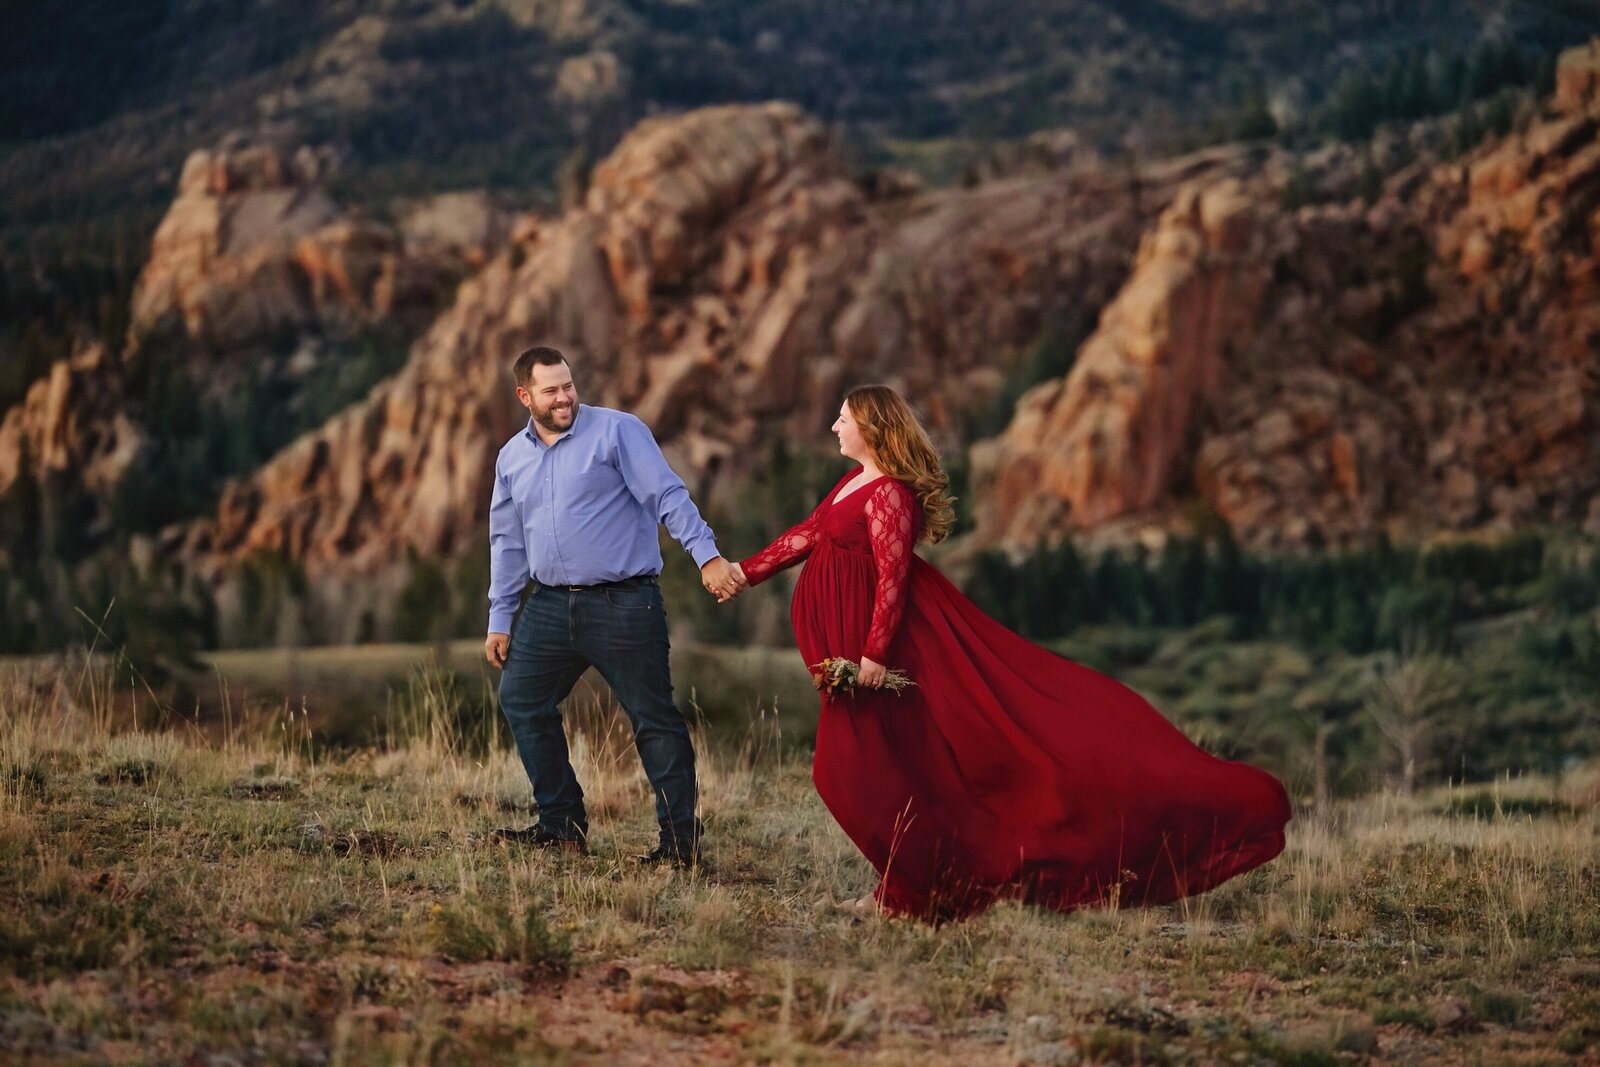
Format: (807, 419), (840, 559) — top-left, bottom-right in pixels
(791, 538), (1293, 922)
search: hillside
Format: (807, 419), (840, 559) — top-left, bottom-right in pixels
(3, 15), (1600, 651)
(4, 0), (1596, 259)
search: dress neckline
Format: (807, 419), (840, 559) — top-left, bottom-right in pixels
(832, 471), (890, 506)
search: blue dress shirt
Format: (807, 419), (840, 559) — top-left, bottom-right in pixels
(486, 404), (721, 633)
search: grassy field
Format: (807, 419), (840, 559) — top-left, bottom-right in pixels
(195, 639), (822, 751)
(2, 657), (1599, 1066)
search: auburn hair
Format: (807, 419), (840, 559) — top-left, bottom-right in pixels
(843, 384), (957, 544)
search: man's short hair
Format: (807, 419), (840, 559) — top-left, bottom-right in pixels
(514, 346), (568, 387)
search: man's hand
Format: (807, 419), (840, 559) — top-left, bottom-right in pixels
(858, 655), (887, 689)
(701, 557), (747, 603)
(485, 632), (510, 668)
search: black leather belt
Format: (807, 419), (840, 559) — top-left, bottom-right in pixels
(561, 574), (658, 592)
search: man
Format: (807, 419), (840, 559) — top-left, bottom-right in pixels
(485, 345), (745, 866)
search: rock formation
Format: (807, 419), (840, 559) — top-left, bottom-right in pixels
(129, 141), (481, 350)
(0, 139), (492, 554)
(972, 50), (1600, 551)
(971, 178), (1279, 540)
(1557, 38), (1600, 110)
(0, 344), (141, 539)
(169, 102), (1250, 642)
(13, 48), (1600, 642)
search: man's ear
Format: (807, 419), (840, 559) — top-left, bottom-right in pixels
(515, 385), (532, 407)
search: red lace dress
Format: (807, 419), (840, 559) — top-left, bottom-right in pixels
(740, 469), (1293, 922)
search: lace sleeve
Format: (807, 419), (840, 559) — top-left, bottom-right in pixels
(739, 475), (848, 587)
(863, 479), (920, 662)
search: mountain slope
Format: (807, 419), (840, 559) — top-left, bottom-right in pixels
(4, 0), (1595, 257)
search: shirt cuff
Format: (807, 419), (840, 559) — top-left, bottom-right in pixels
(488, 610), (516, 635)
(689, 539), (722, 569)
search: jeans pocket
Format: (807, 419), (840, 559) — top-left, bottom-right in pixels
(603, 584), (657, 610)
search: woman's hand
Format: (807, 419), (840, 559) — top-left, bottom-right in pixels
(858, 655), (887, 689)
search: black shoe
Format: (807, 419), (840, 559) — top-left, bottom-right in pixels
(489, 824), (588, 853)
(634, 841), (702, 869)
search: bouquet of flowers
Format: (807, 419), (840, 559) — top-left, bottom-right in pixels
(809, 657), (917, 697)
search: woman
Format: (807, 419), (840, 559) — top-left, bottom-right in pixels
(734, 385), (1292, 923)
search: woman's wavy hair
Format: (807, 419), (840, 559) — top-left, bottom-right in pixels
(843, 384), (957, 544)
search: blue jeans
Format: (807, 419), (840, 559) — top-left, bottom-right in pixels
(497, 577), (701, 852)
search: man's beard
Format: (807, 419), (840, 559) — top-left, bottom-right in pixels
(535, 400), (577, 433)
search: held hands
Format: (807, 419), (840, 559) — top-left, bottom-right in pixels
(485, 632), (509, 668)
(857, 655), (887, 689)
(701, 557), (748, 603)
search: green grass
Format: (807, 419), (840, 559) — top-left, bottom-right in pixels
(2, 658), (1598, 1064)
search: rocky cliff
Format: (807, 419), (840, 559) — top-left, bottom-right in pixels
(128, 138), (504, 358)
(972, 49), (1600, 552)
(0, 140), (501, 548)
(971, 178), (1279, 543)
